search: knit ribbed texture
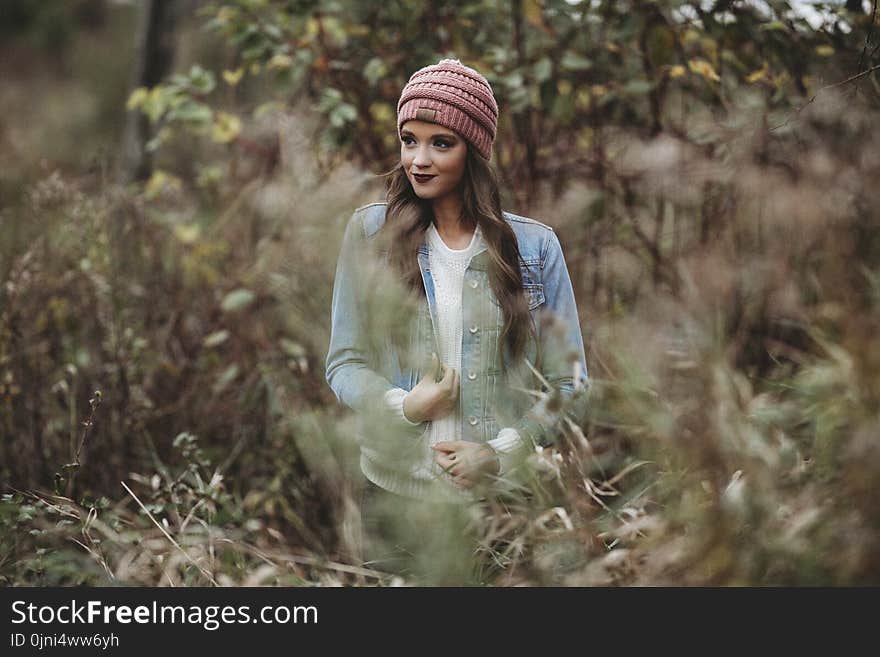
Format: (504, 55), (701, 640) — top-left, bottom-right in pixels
(397, 58), (498, 160)
(487, 427), (526, 476)
(382, 387), (422, 427)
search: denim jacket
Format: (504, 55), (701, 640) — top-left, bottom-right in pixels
(325, 202), (589, 498)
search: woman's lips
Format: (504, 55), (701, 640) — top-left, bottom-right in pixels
(413, 174), (436, 184)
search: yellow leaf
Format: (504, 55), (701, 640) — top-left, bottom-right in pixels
(254, 101), (283, 120)
(216, 7), (235, 24)
(668, 65), (686, 79)
(321, 17), (347, 46)
(173, 223), (201, 245)
(126, 87), (149, 110)
(144, 170), (181, 200)
(700, 37), (718, 64)
(267, 54), (293, 71)
(369, 102), (393, 122)
(556, 79), (573, 95)
(222, 67), (244, 86)
(211, 111), (241, 144)
(746, 64), (768, 84)
(688, 58), (720, 82)
(815, 45), (835, 57)
(577, 127), (593, 150)
(524, 0), (544, 29)
(682, 29), (701, 46)
(305, 18), (320, 38)
(145, 87), (166, 122)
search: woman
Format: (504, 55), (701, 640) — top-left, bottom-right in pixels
(325, 59), (588, 578)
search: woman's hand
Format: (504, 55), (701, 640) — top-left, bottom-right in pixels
(403, 353), (459, 423)
(432, 441), (500, 489)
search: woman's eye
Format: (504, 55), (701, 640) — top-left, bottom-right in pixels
(400, 137), (452, 149)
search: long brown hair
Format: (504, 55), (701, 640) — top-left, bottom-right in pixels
(378, 143), (535, 366)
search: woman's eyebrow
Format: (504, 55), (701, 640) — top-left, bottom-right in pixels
(400, 130), (457, 140)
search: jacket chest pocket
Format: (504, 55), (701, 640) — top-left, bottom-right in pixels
(523, 283), (545, 310)
(488, 265), (546, 312)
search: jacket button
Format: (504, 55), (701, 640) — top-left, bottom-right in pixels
(467, 372), (477, 380)
(469, 279), (478, 289)
(468, 416), (478, 426)
(469, 325), (478, 334)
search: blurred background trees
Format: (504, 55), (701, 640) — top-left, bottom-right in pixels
(119, 0), (182, 183)
(2, 0), (879, 585)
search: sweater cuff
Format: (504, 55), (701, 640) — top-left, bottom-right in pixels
(487, 428), (528, 477)
(383, 387), (423, 427)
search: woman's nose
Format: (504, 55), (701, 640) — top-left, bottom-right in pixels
(412, 146), (431, 168)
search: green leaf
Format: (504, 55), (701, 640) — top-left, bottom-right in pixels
(759, 20), (787, 32)
(503, 71), (525, 88)
(561, 52), (593, 71)
(173, 431), (196, 449)
(221, 289), (255, 312)
(254, 101), (284, 119)
(507, 85), (530, 112)
(203, 330), (230, 348)
(363, 57), (388, 85)
(624, 79), (653, 95)
(213, 364), (240, 394)
(263, 23), (283, 41)
(188, 65), (216, 94)
(317, 88), (343, 112)
(167, 101), (213, 126)
(329, 103), (357, 127)
(280, 338), (306, 358)
(533, 57), (552, 83)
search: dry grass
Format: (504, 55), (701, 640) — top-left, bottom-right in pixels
(3, 75), (880, 586)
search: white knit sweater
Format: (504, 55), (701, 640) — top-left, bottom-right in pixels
(374, 222), (524, 497)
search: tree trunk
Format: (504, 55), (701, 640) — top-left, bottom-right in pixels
(118, 0), (179, 184)
(846, 0), (865, 13)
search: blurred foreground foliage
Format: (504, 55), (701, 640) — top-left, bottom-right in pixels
(2, 0), (880, 585)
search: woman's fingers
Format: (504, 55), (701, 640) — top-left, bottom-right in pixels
(435, 451), (467, 477)
(434, 443), (487, 482)
(422, 353), (438, 383)
(434, 451), (454, 472)
(453, 475), (473, 489)
(431, 353), (443, 381)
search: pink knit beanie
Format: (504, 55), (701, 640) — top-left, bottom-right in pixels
(397, 58), (499, 160)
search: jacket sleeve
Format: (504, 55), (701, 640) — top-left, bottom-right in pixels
(324, 210), (428, 436)
(509, 229), (590, 450)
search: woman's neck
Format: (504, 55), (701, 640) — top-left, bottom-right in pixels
(431, 195), (474, 247)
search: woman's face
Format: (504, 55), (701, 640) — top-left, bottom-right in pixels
(400, 120), (467, 203)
